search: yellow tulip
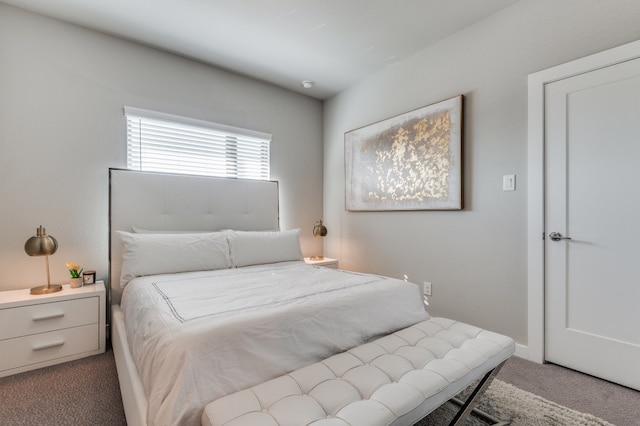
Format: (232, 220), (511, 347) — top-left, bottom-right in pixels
(66, 261), (83, 278)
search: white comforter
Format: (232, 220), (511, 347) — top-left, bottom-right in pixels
(121, 261), (428, 426)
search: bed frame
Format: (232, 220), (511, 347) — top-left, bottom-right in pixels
(109, 169), (280, 426)
(109, 169), (511, 426)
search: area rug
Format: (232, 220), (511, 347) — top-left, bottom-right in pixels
(415, 379), (615, 426)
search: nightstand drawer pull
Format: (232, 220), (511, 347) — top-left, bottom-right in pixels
(32, 340), (65, 351)
(32, 312), (65, 321)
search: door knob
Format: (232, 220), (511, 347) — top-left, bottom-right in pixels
(549, 232), (572, 241)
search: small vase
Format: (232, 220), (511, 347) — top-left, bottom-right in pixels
(69, 277), (83, 288)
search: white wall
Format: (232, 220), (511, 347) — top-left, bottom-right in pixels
(323, 0), (640, 346)
(0, 4), (323, 292)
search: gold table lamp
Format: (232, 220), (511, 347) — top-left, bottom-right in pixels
(25, 226), (62, 295)
(310, 220), (327, 260)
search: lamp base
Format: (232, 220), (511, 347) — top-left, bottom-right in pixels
(30, 284), (63, 295)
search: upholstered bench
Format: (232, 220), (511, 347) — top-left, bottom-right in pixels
(202, 317), (515, 426)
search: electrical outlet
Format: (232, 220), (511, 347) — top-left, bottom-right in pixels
(423, 281), (432, 296)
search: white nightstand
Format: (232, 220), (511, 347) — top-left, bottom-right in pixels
(0, 281), (106, 378)
(304, 257), (339, 269)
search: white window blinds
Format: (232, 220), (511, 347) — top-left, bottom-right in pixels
(125, 107), (271, 180)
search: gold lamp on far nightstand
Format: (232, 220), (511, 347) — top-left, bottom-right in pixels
(25, 225), (62, 295)
(310, 220), (327, 260)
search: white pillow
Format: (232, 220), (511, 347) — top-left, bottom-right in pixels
(226, 229), (303, 267)
(131, 226), (213, 234)
(117, 231), (231, 288)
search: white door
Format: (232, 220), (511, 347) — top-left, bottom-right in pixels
(545, 56), (640, 390)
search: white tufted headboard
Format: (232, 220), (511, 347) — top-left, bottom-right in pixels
(108, 169), (279, 306)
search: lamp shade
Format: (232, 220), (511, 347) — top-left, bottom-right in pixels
(312, 220), (327, 237)
(25, 226), (58, 257)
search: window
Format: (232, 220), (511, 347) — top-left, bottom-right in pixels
(125, 107), (271, 180)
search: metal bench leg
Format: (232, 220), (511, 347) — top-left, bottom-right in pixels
(447, 360), (511, 426)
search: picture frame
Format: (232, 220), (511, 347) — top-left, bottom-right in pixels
(82, 270), (96, 285)
(345, 95), (463, 211)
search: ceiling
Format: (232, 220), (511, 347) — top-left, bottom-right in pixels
(2, 0), (519, 99)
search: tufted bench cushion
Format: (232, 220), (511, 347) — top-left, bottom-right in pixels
(202, 317), (515, 426)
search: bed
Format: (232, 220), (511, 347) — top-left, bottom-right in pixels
(109, 169), (514, 426)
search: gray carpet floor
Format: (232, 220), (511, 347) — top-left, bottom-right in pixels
(0, 347), (126, 425)
(0, 347), (637, 425)
(498, 356), (640, 426)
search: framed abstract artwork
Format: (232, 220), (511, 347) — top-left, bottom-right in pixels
(345, 95), (463, 211)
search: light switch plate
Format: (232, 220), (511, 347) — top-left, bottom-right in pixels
(503, 174), (516, 191)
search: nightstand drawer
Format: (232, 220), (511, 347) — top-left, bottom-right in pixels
(0, 324), (99, 373)
(0, 297), (99, 340)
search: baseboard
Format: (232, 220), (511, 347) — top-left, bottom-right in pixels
(513, 343), (529, 360)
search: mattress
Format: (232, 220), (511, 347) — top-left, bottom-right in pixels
(121, 261), (428, 426)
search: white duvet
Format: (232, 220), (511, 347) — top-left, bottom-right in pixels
(121, 261), (428, 426)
